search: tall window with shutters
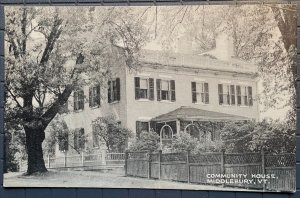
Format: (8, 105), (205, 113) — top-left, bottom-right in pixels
(156, 79), (176, 102)
(218, 84), (235, 105)
(74, 128), (85, 151)
(134, 77), (154, 100)
(89, 84), (100, 108)
(74, 89), (84, 111)
(236, 85), (253, 106)
(191, 82), (209, 104)
(108, 78), (120, 103)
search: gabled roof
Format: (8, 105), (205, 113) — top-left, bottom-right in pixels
(151, 106), (251, 122)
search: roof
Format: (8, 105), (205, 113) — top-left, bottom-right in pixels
(140, 49), (257, 75)
(151, 106), (251, 122)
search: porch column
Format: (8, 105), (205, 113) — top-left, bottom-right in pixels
(176, 119), (180, 134)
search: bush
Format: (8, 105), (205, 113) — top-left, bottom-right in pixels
(129, 130), (160, 152)
(170, 131), (198, 153)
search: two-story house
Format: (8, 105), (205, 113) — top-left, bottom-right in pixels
(57, 35), (259, 154)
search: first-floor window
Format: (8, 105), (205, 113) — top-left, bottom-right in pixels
(108, 78), (120, 103)
(136, 121), (149, 137)
(74, 128), (85, 151)
(157, 79), (176, 102)
(58, 131), (68, 151)
(92, 124), (100, 148)
(89, 84), (100, 107)
(134, 77), (154, 100)
(191, 82), (209, 104)
(74, 89), (84, 111)
(237, 85), (253, 106)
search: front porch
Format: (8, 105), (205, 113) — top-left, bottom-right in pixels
(149, 106), (251, 144)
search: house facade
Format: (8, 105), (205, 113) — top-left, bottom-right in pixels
(55, 38), (259, 154)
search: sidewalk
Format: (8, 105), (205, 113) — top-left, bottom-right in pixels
(4, 170), (257, 192)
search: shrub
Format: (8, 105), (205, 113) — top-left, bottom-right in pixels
(171, 131), (198, 153)
(129, 130), (160, 152)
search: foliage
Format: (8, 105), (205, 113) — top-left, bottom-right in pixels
(219, 120), (295, 153)
(44, 117), (70, 156)
(93, 116), (132, 152)
(170, 131), (198, 153)
(5, 7), (148, 173)
(129, 130), (160, 152)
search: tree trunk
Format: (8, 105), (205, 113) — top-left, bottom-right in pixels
(24, 126), (47, 175)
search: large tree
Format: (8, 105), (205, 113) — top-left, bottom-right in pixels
(5, 7), (147, 174)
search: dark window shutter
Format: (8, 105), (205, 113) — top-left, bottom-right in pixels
(96, 84), (101, 106)
(156, 79), (161, 101)
(191, 82), (197, 103)
(74, 92), (78, 110)
(79, 90), (84, 110)
(79, 128), (85, 150)
(170, 80), (176, 102)
(89, 87), (92, 107)
(134, 77), (140, 100)
(248, 86), (253, 106)
(218, 84), (223, 105)
(116, 78), (121, 101)
(236, 85), (241, 105)
(108, 81), (112, 103)
(74, 129), (78, 150)
(230, 85), (235, 105)
(204, 83), (209, 104)
(149, 78), (154, 100)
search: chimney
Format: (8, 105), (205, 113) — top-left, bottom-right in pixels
(214, 33), (235, 61)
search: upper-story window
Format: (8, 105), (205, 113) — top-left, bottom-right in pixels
(191, 82), (209, 104)
(237, 86), (253, 106)
(89, 84), (100, 107)
(108, 78), (120, 103)
(74, 89), (85, 111)
(134, 77), (154, 100)
(218, 84), (235, 105)
(157, 79), (176, 102)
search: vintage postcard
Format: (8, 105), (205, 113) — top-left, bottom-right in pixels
(3, 4), (297, 192)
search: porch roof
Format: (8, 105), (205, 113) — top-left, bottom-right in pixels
(151, 106), (251, 122)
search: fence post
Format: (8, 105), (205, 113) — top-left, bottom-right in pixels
(64, 152), (67, 168)
(101, 149), (106, 165)
(261, 149), (266, 191)
(148, 151), (151, 179)
(221, 149), (225, 187)
(81, 152), (84, 167)
(124, 150), (128, 177)
(187, 150), (190, 184)
(47, 154), (50, 168)
(158, 150), (162, 180)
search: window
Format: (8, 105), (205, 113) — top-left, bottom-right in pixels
(191, 82), (209, 104)
(74, 89), (84, 111)
(136, 121), (149, 138)
(58, 131), (68, 151)
(74, 128), (85, 151)
(108, 78), (120, 103)
(218, 84), (235, 105)
(92, 124), (100, 148)
(157, 79), (176, 102)
(134, 77), (154, 100)
(89, 84), (100, 107)
(237, 86), (253, 106)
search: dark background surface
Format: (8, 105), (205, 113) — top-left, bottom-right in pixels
(0, 0), (299, 197)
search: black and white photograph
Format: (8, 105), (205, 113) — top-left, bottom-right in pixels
(3, 4), (297, 192)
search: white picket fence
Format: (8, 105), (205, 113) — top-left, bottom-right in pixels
(19, 152), (125, 171)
